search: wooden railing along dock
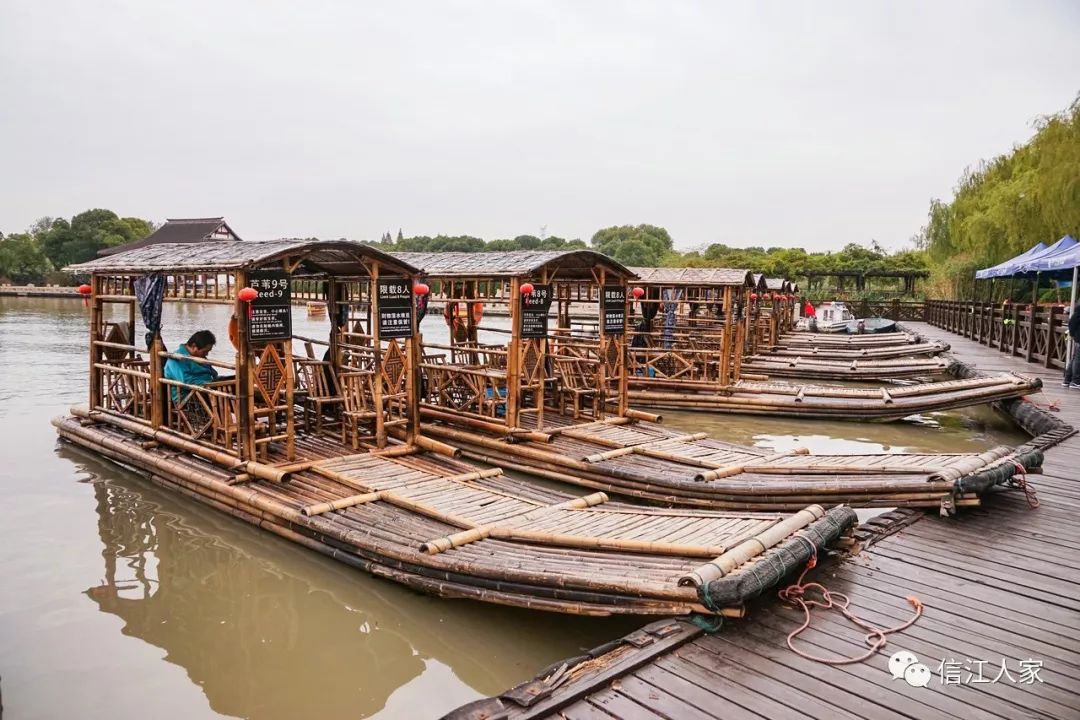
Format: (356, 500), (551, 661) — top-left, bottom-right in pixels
(925, 299), (1070, 370)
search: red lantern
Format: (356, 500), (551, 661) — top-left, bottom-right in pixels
(413, 282), (430, 296)
(238, 286), (258, 319)
(631, 287), (645, 299)
(77, 283), (92, 307)
(750, 292), (758, 302)
(520, 282), (535, 295)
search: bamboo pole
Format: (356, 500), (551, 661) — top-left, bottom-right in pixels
(370, 262), (386, 447)
(679, 504), (826, 586)
(624, 408), (662, 422)
(234, 269), (256, 460)
(419, 405), (552, 443)
(73, 406), (290, 482)
(583, 433), (708, 463)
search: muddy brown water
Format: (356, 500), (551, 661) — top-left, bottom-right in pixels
(0, 297), (1028, 719)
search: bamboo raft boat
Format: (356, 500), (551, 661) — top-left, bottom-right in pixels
(628, 373), (1041, 419)
(424, 411), (1039, 512)
(754, 339), (950, 360)
(56, 240), (866, 616)
(766, 329), (943, 352)
(740, 353), (956, 381)
(610, 271), (1036, 419)
(384, 252), (1042, 512)
(55, 410), (852, 616)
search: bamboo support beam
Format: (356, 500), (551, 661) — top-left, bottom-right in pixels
(420, 492), (608, 554)
(695, 447), (810, 482)
(584, 433), (709, 463)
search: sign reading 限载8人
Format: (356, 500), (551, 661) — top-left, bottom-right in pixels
(248, 269), (292, 342)
(602, 285), (626, 335)
(378, 278), (414, 339)
(520, 284), (553, 339)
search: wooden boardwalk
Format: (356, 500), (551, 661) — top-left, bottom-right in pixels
(446, 323), (1080, 720)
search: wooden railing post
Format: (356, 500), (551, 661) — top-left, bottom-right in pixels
(1046, 306), (1058, 368)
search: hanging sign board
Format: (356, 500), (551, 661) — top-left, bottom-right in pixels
(248, 269), (292, 342)
(520, 284), (553, 339)
(378, 277), (414, 339)
(602, 285), (626, 335)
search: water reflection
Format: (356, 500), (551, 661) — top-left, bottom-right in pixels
(76, 457), (635, 720)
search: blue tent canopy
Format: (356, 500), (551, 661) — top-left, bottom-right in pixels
(1019, 235), (1080, 277)
(975, 242), (1047, 279)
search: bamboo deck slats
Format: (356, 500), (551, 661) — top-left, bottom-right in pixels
(53, 411), (844, 616)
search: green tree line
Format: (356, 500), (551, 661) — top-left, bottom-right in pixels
(0, 209), (154, 284)
(3, 211), (925, 300)
(370, 232), (587, 253)
(380, 224), (927, 299)
(917, 94), (1080, 298)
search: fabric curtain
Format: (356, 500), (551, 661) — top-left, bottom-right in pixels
(133, 273), (166, 349)
(661, 288), (683, 349)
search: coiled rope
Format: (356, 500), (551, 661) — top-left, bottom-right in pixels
(778, 541), (923, 665)
(1008, 461), (1040, 508)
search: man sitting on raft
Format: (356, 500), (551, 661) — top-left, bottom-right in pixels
(164, 330), (219, 400)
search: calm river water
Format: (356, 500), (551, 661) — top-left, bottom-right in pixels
(0, 297), (1027, 719)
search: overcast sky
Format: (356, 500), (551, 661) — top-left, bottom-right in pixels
(1, 1), (1077, 252)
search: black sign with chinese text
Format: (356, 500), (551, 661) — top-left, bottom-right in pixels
(378, 278), (414, 339)
(520, 284), (553, 339)
(249, 269), (292, 342)
(602, 285), (626, 335)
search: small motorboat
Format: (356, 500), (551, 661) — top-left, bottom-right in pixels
(797, 302), (896, 334)
(843, 317), (897, 334)
(799, 301), (854, 332)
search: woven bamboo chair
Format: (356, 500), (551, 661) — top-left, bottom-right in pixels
(340, 371), (378, 449)
(294, 359), (344, 435)
(553, 356), (598, 419)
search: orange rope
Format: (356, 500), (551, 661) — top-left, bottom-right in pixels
(1023, 395), (1060, 412)
(778, 546), (923, 665)
(1008, 461), (1040, 508)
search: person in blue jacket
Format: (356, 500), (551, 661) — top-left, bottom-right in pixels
(1065, 303), (1080, 389)
(164, 330), (219, 400)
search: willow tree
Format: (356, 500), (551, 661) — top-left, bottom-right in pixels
(920, 94), (1080, 297)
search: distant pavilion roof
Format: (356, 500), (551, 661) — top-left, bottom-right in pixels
(69, 240), (419, 277)
(98, 217), (240, 256)
(394, 250), (634, 281)
(630, 267), (755, 288)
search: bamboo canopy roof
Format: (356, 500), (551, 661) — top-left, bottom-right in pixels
(630, 267), (755, 288)
(67, 239), (419, 277)
(393, 250), (634, 281)
(764, 277), (791, 292)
